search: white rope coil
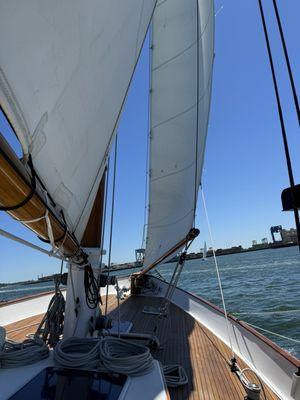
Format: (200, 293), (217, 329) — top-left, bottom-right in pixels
(0, 327), (49, 369)
(54, 336), (154, 377)
(99, 337), (154, 376)
(54, 338), (100, 370)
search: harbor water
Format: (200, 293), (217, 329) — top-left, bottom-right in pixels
(1, 246), (299, 358)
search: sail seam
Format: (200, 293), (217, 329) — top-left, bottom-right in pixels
(152, 0), (214, 73)
(156, 0), (167, 7)
(152, 103), (197, 130)
(152, 40), (197, 72)
(152, 67), (213, 131)
(150, 161), (194, 182)
(149, 209), (194, 229)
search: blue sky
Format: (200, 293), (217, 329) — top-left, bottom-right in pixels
(1, 0), (300, 282)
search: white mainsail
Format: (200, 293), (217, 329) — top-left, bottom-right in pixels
(0, 0), (156, 241)
(144, 0), (214, 267)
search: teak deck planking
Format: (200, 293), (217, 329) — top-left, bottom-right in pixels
(4, 294), (280, 400)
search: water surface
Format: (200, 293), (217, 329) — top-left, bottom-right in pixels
(1, 246), (299, 358)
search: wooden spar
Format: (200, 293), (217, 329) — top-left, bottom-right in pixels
(0, 133), (85, 262)
(137, 228), (199, 276)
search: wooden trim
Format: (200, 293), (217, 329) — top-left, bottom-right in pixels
(0, 289), (66, 308)
(151, 275), (300, 368)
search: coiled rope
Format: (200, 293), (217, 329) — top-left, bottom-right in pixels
(162, 364), (188, 388)
(0, 327), (49, 369)
(99, 337), (154, 376)
(53, 336), (154, 377)
(35, 277), (65, 347)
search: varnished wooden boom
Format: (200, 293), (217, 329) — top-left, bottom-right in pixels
(0, 134), (84, 261)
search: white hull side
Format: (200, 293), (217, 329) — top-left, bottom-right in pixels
(148, 276), (299, 400)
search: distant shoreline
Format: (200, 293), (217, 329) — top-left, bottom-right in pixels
(1, 242), (297, 287)
(168, 241), (298, 263)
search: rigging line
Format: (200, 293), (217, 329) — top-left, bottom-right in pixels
(58, 259), (64, 285)
(141, 24), (152, 250)
(245, 322), (300, 344)
(258, 0), (300, 251)
(235, 309), (300, 316)
(194, 0), (200, 223)
(105, 134), (118, 316)
(0, 227), (66, 261)
(201, 187), (235, 358)
(272, 0), (300, 125)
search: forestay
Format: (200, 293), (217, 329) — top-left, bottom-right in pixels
(144, 0), (214, 267)
(0, 0), (156, 241)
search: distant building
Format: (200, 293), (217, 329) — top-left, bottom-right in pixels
(270, 226), (298, 245)
(281, 228), (298, 244)
(252, 240), (257, 247)
(261, 238), (268, 244)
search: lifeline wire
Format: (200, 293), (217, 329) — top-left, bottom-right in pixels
(245, 322), (300, 344)
(201, 187), (235, 357)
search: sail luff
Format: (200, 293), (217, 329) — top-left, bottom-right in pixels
(143, 0), (215, 268)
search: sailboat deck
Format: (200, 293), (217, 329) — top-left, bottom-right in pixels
(3, 294), (279, 400)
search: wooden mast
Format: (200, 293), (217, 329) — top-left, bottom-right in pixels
(0, 133), (86, 263)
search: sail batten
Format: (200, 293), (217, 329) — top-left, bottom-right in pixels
(144, 0), (214, 268)
(0, 0), (157, 243)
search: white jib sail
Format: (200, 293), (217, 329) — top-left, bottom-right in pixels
(144, 0), (215, 267)
(0, 0), (156, 241)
